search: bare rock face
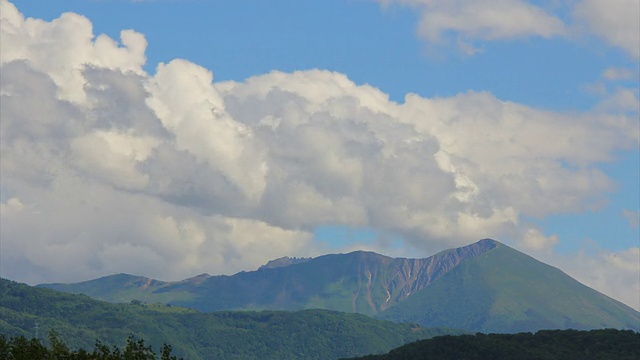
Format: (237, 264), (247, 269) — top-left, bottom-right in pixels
(350, 239), (499, 313)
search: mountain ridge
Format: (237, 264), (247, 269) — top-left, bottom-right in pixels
(37, 238), (640, 333)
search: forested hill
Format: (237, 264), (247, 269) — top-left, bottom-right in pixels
(0, 278), (461, 360)
(343, 329), (640, 360)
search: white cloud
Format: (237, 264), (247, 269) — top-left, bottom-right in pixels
(70, 130), (159, 190)
(520, 228), (559, 252)
(378, 0), (640, 58)
(145, 59), (268, 200)
(0, 0), (147, 103)
(584, 67), (639, 114)
(574, 0), (640, 58)
(596, 88), (640, 114)
(378, 0), (565, 52)
(1, 1), (639, 310)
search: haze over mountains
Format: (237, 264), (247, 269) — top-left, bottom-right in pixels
(40, 239), (640, 333)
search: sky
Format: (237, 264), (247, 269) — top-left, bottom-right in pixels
(0, 0), (638, 310)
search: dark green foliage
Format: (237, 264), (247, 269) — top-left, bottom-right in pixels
(1, 332), (180, 360)
(344, 329), (640, 360)
(1, 278), (454, 360)
(5, 335), (49, 360)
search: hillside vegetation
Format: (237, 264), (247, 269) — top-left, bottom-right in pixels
(1, 278), (458, 360)
(1, 333), (180, 360)
(343, 329), (640, 360)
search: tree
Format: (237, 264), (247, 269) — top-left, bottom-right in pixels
(0, 334), (12, 360)
(49, 330), (72, 359)
(9, 336), (48, 360)
(123, 335), (156, 360)
(161, 344), (178, 360)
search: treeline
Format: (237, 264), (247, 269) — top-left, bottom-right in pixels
(0, 332), (181, 360)
(344, 329), (640, 360)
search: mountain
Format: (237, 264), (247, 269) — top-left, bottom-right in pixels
(0, 278), (457, 360)
(40, 239), (497, 316)
(377, 242), (640, 332)
(39, 239), (640, 333)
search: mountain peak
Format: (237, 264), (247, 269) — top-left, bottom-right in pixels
(432, 238), (499, 260)
(259, 256), (313, 270)
(476, 238), (501, 248)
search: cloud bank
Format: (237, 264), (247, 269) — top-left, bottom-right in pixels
(1, 0), (638, 309)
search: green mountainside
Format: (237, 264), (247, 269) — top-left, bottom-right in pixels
(342, 329), (640, 360)
(377, 243), (640, 332)
(0, 278), (456, 360)
(40, 240), (498, 315)
(38, 239), (640, 333)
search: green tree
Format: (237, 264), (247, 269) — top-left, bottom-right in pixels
(9, 336), (48, 360)
(123, 335), (155, 360)
(49, 330), (72, 359)
(0, 334), (13, 360)
(161, 344), (178, 360)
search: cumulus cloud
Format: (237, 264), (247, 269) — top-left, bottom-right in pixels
(0, 0), (638, 309)
(145, 59), (268, 200)
(0, 0), (147, 102)
(574, 0), (640, 58)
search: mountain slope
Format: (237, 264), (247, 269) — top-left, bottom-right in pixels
(378, 242), (640, 332)
(0, 278), (454, 360)
(42, 240), (497, 316)
(39, 239), (640, 333)
(40, 273), (196, 304)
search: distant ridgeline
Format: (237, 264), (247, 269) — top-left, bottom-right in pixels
(38, 239), (640, 334)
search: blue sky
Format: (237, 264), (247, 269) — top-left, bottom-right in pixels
(14, 0), (636, 109)
(1, 0), (638, 309)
